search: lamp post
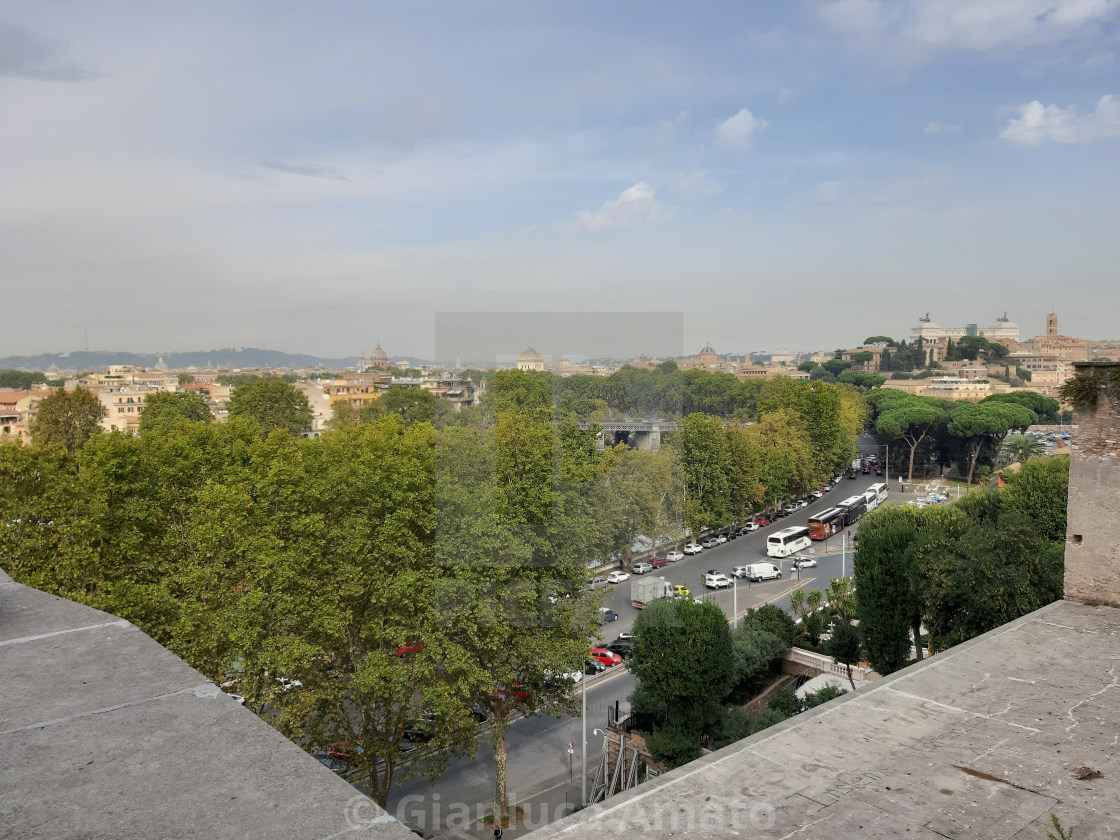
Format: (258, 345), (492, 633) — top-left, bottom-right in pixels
(581, 663), (587, 806)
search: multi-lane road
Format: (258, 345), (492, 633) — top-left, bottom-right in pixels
(384, 439), (888, 836)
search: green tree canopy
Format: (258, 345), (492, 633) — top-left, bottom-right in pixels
(837, 371), (886, 391)
(875, 396), (947, 479)
(822, 358), (852, 377)
(138, 391), (212, 435)
(227, 379), (313, 436)
(947, 401), (1037, 484)
(0, 369), (48, 389)
(29, 386), (103, 451)
(863, 336), (897, 347)
(982, 391), (1061, 423)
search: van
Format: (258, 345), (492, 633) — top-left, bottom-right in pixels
(746, 563), (782, 582)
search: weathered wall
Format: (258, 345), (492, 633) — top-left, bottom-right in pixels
(1065, 364), (1120, 606)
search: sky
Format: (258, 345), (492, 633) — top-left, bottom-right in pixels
(2, 0), (1118, 361)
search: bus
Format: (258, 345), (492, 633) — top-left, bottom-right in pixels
(807, 507), (845, 540)
(767, 525), (812, 557)
(837, 495), (867, 526)
(863, 482), (888, 511)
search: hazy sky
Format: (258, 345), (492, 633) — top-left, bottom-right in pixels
(2, 1), (1118, 360)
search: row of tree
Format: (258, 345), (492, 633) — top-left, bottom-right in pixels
(854, 456), (1068, 674)
(868, 388), (1060, 483)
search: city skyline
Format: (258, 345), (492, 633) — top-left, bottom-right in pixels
(3, 2), (1119, 357)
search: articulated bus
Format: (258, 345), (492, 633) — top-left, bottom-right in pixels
(807, 507), (845, 540)
(837, 495), (868, 526)
(863, 482), (888, 511)
(767, 525), (812, 558)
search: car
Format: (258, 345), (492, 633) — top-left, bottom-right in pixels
(704, 571), (733, 589)
(797, 499), (809, 510)
(730, 565), (749, 579)
(276, 677), (303, 690)
(726, 530), (738, 540)
(589, 648), (623, 668)
(847, 470), (857, 479)
(702, 537), (720, 549)
(649, 557), (670, 569)
(781, 504), (797, 516)
(875, 467), (884, 476)
(544, 668), (583, 686)
(774, 508), (788, 518)
(632, 561), (653, 575)
(585, 658), (607, 674)
(741, 522), (759, 532)
(312, 752), (348, 774)
(683, 543), (703, 555)
(615, 632), (634, 641)
(328, 741), (366, 765)
(746, 562), (782, 582)
(227, 693), (247, 705)
(666, 550), (685, 562)
(605, 639), (633, 658)
(583, 577), (607, 591)
(672, 584), (691, 598)
(598, 608), (619, 623)
(756, 516), (772, 526)
(716, 534), (728, 544)
(811, 490), (824, 499)
(862, 464), (871, 474)
(606, 571), (630, 584)
(791, 556), (817, 568)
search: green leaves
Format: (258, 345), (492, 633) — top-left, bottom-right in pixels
(227, 378), (313, 436)
(29, 386), (103, 451)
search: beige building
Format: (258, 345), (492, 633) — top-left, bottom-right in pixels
(516, 347), (545, 372)
(914, 376), (993, 402)
(0, 390), (52, 443)
(1015, 312), (1092, 361)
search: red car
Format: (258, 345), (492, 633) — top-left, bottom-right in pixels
(589, 648), (623, 668)
(649, 557), (669, 569)
(756, 516), (772, 526)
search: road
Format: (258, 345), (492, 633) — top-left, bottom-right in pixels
(383, 437), (887, 836)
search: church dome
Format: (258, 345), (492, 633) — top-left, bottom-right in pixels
(518, 347), (543, 363)
(698, 342), (717, 356)
(370, 342), (388, 363)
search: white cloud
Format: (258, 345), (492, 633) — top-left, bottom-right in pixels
(1000, 93), (1120, 145)
(820, 0), (1119, 52)
(569, 182), (666, 232)
(815, 181), (842, 203)
(924, 121), (960, 134)
(715, 108), (768, 151)
(671, 169), (725, 198)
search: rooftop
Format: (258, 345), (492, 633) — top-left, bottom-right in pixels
(532, 598), (1120, 839)
(0, 566), (415, 840)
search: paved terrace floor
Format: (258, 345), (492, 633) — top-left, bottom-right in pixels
(0, 568), (416, 840)
(532, 598), (1120, 839)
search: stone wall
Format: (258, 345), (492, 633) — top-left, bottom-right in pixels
(1065, 364), (1120, 606)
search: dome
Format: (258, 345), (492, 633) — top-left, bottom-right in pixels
(370, 342), (388, 362)
(698, 342), (717, 356)
(517, 346), (543, 363)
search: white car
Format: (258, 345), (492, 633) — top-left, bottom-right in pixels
(741, 522), (759, 532)
(716, 535), (728, 544)
(666, 550), (685, 562)
(683, 543), (703, 555)
(632, 562), (653, 575)
(701, 538), (720, 549)
(704, 572), (733, 589)
(811, 490), (824, 499)
(606, 570), (630, 584)
(791, 556), (817, 569)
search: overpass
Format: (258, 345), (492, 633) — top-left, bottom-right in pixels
(579, 420), (680, 451)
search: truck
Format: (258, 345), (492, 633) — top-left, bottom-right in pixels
(745, 562), (782, 582)
(851, 458), (862, 471)
(631, 576), (672, 609)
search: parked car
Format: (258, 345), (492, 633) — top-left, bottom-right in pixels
(606, 571), (629, 584)
(702, 537), (720, 549)
(589, 648), (623, 668)
(726, 530), (738, 540)
(585, 658), (607, 674)
(741, 522), (759, 532)
(730, 565), (749, 579)
(632, 561), (653, 575)
(811, 490), (824, 499)
(756, 516), (772, 526)
(649, 557), (670, 569)
(791, 556), (817, 569)
(672, 584), (691, 598)
(597, 608), (619, 623)
(583, 577), (607, 591)
(312, 753), (348, 774)
(716, 534), (728, 544)
(704, 571), (733, 589)
(666, 550), (685, 562)
(683, 543), (703, 555)
(605, 639), (633, 658)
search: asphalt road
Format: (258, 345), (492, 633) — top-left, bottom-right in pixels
(384, 436), (888, 836)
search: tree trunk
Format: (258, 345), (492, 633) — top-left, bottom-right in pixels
(493, 716), (509, 827)
(845, 662), (856, 692)
(907, 440), (917, 481)
(966, 440), (981, 485)
(912, 619), (923, 662)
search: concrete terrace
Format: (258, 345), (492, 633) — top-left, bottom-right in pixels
(0, 566), (416, 840)
(531, 598), (1120, 839)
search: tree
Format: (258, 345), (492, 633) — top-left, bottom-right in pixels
(674, 413), (730, 536)
(327, 398), (357, 429)
(828, 620), (861, 690)
(629, 598), (735, 762)
(853, 506), (923, 674)
(947, 401), (1036, 484)
(998, 432), (1046, 464)
(30, 387), (103, 451)
(875, 397), (946, 480)
(729, 620), (789, 697)
(955, 335), (990, 361)
(983, 391), (1061, 424)
(863, 336), (897, 348)
(797, 361), (818, 373)
(999, 456), (1069, 543)
(837, 371), (886, 391)
(822, 359), (852, 377)
(826, 576), (857, 620)
(177, 373), (195, 385)
(227, 379), (313, 436)
(0, 369), (47, 389)
(138, 391), (212, 434)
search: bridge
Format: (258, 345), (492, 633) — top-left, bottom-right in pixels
(578, 420), (680, 451)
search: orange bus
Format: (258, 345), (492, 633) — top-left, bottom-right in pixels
(807, 507), (845, 540)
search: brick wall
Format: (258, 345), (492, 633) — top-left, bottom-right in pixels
(1065, 363), (1120, 606)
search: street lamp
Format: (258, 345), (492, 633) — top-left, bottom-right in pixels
(581, 662), (587, 806)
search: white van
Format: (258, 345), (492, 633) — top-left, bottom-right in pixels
(746, 563), (782, 582)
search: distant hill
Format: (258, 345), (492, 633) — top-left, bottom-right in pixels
(0, 348), (365, 372)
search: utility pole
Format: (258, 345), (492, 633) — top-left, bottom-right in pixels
(842, 531), (847, 579)
(580, 665), (587, 806)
